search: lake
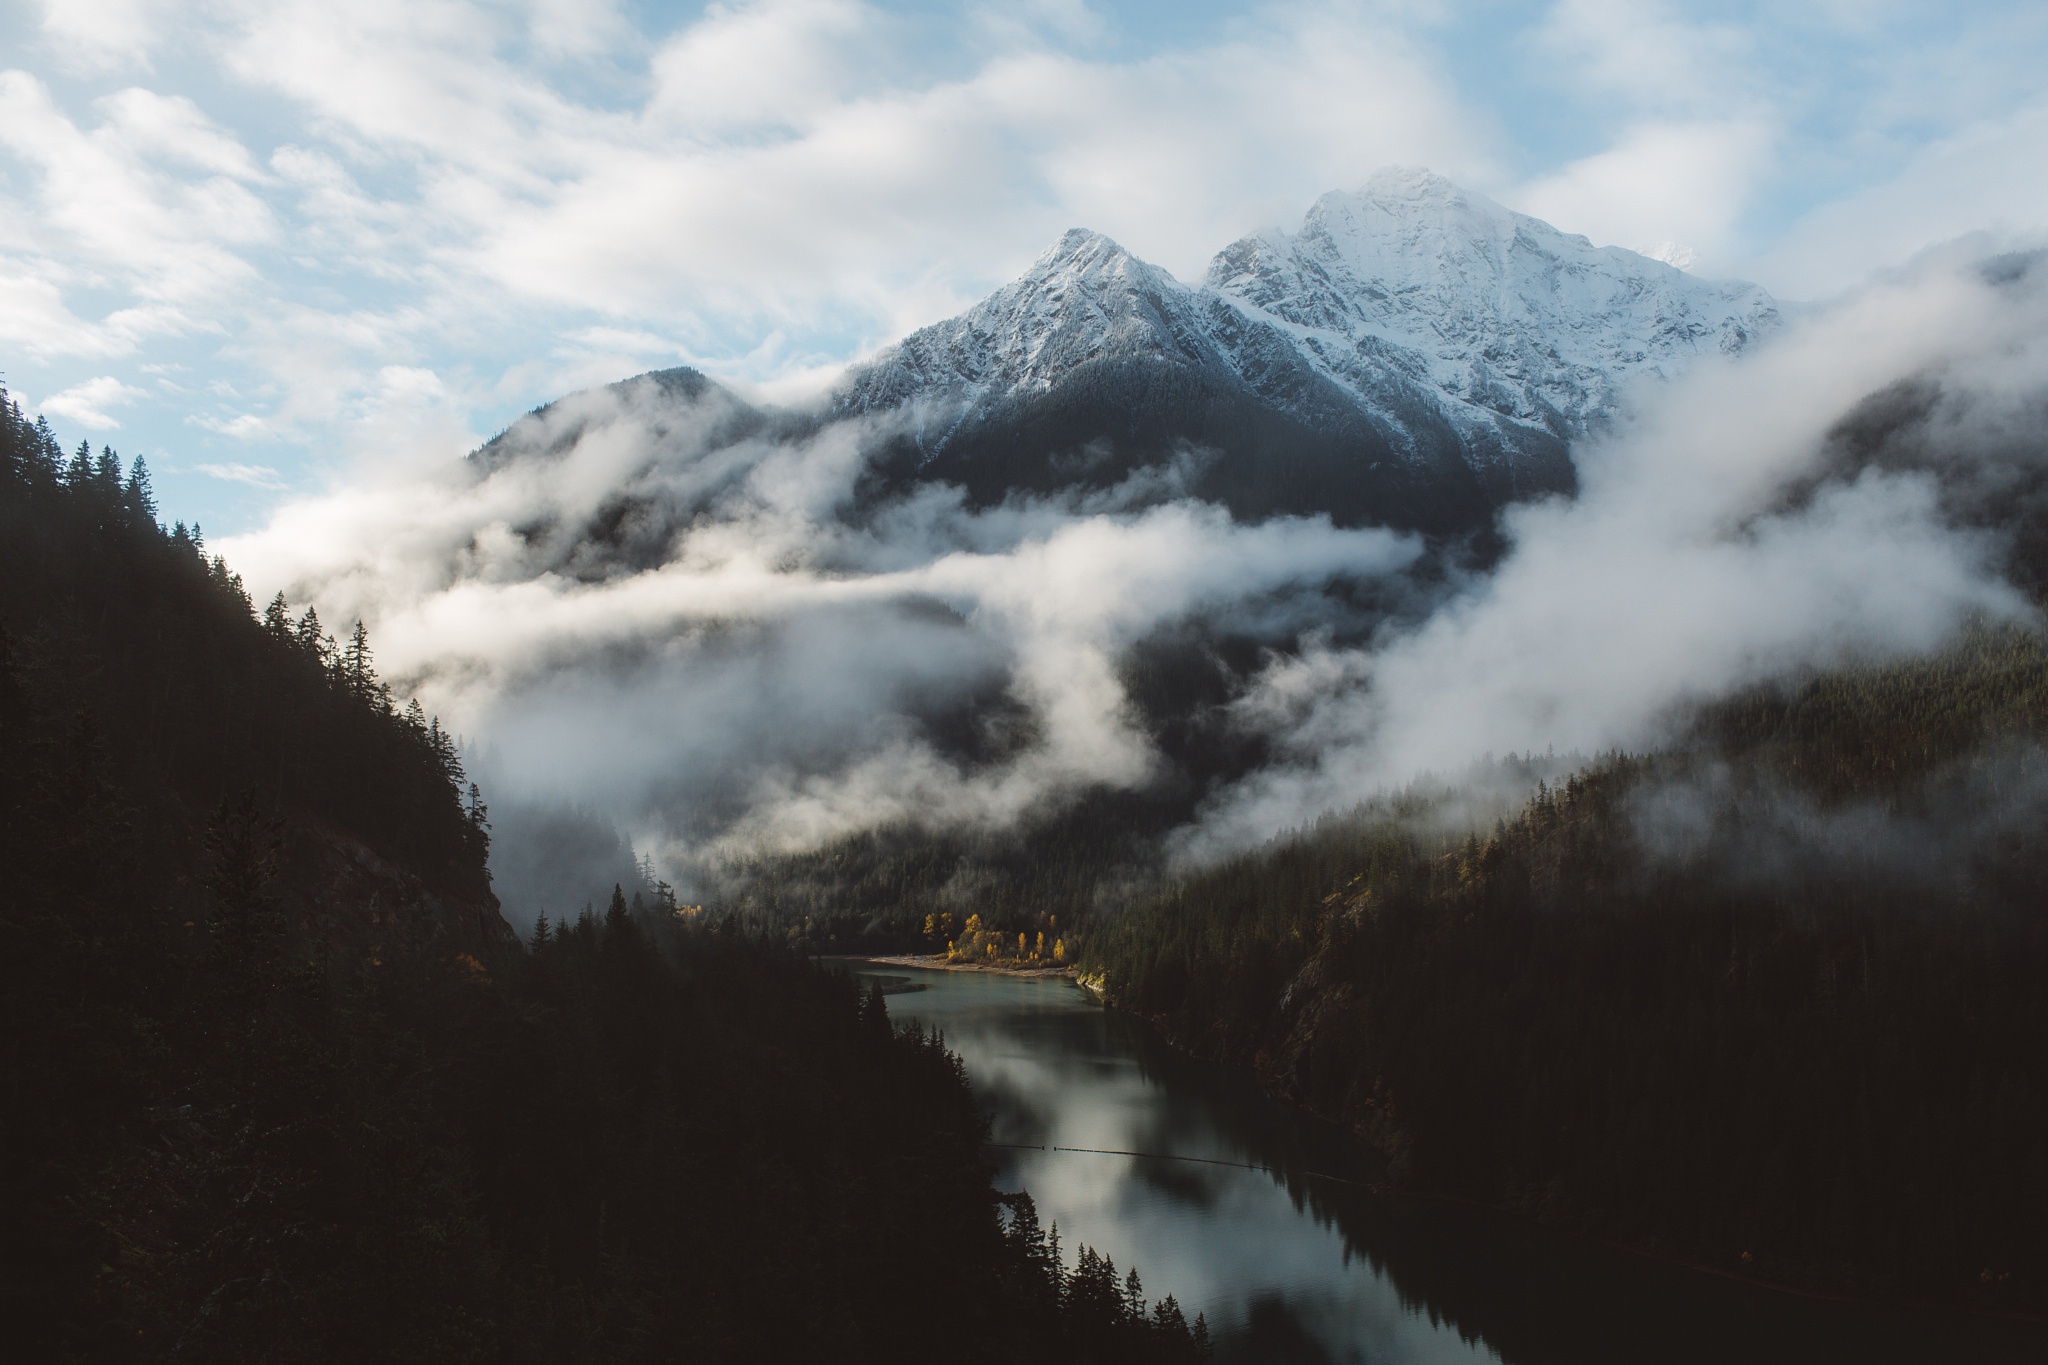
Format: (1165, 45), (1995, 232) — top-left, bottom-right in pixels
(850, 962), (2046, 1365)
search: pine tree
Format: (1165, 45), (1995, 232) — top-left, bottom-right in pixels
(863, 979), (892, 1040)
(0, 388), (21, 482)
(207, 555), (249, 608)
(263, 592), (293, 641)
(64, 440), (91, 487)
(93, 446), (121, 494)
(530, 914), (553, 950)
(341, 620), (375, 700)
(123, 454), (157, 522)
(296, 607), (331, 669)
(31, 416), (60, 480)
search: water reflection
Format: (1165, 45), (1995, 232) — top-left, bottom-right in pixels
(853, 964), (2046, 1365)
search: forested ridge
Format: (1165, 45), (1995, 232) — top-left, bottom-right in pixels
(0, 399), (495, 924)
(1086, 626), (2048, 1313)
(0, 389), (1206, 1363)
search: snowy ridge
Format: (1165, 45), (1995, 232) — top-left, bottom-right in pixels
(839, 169), (1781, 473)
(838, 228), (1219, 412)
(1208, 167), (1780, 438)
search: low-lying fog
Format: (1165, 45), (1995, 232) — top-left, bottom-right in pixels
(223, 245), (2048, 923)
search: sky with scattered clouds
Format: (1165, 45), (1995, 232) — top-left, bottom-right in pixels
(5, 0), (2048, 532)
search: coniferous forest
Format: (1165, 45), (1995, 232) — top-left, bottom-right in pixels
(0, 391), (1208, 1363)
(724, 635), (2048, 1318)
(1086, 630), (2048, 1313)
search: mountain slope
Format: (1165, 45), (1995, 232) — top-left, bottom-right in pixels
(1086, 627), (2048, 1314)
(0, 391), (1210, 1365)
(461, 170), (1780, 557)
(1208, 167), (1779, 441)
(838, 168), (1780, 532)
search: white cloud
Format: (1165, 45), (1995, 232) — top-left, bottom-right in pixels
(194, 460), (287, 487)
(220, 379), (1417, 860)
(644, 0), (879, 136)
(1754, 101), (2048, 298)
(522, 0), (631, 58)
(1513, 119), (1775, 268)
(0, 267), (193, 358)
(0, 71), (274, 307)
(219, 0), (1493, 329)
(33, 0), (167, 74)
(1536, 0), (1756, 114)
(100, 86), (268, 179)
(191, 412), (270, 438)
(40, 374), (147, 427)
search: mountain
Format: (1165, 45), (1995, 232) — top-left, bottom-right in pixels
(471, 169), (1781, 554)
(839, 167), (1781, 532)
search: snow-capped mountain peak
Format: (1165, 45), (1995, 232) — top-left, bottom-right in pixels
(840, 228), (1210, 414)
(834, 168), (1782, 530)
(1207, 167), (1779, 430)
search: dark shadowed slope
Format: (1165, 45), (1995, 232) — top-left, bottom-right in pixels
(0, 387), (1209, 1365)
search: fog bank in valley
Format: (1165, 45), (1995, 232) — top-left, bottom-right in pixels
(222, 246), (2048, 920)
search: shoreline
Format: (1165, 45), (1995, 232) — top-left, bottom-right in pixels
(831, 952), (1080, 981)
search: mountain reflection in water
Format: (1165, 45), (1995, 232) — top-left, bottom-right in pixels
(851, 963), (2045, 1365)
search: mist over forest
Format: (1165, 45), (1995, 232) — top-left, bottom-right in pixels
(220, 246), (2048, 925)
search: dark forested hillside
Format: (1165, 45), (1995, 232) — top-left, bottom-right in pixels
(0, 397), (497, 926)
(0, 390), (1206, 1364)
(1087, 626), (2048, 1313)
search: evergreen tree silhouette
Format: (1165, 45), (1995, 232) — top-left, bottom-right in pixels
(122, 453), (156, 521)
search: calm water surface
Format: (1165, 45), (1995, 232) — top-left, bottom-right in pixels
(851, 962), (2045, 1365)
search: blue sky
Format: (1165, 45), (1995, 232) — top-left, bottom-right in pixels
(4, 0), (2047, 533)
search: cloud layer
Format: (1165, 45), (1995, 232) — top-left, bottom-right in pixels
(216, 249), (2048, 910)
(224, 375), (1417, 874)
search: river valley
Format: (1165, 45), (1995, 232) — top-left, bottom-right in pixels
(851, 963), (2045, 1365)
